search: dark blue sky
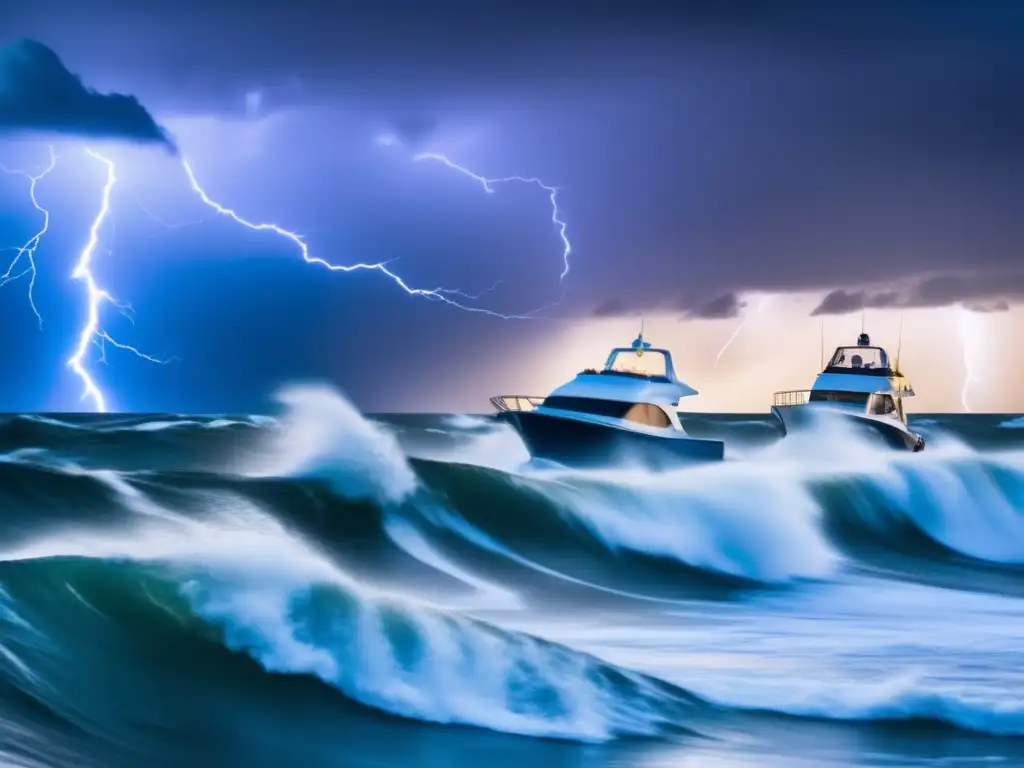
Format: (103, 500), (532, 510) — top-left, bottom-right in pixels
(2, 1), (1023, 413)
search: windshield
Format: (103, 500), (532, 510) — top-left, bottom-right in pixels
(604, 349), (669, 378)
(827, 346), (889, 371)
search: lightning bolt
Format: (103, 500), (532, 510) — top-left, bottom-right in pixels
(0, 145), (57, 327)
(179, 159), (545, 319)
(715, 294), (773, 366)
(715, 322), (746, 367)
(374, 131), (571, 312)
(67, 149), (166, 413)
(412, 152), (572, 283)
(957, 305), (980, 413)
(12, 132), (568, 414)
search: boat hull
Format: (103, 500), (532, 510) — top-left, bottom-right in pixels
(497, 410), (725, 469)
(771, 405), (925, 452)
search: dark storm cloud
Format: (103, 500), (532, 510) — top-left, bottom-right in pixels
(588, 297), (683, 320)
(964, 300), (1011, 314)
(590, 292), (746, 320)
(2, 0), (1024, 415)
(5, 1), (1020, 319)
(0, 38), (174, 149)
(13, 1), (1022, 105)
(811, 272), (1024, 315)
(591, 299), (630, 318)
(685, 293), (745, 320)
(811, 290), (902, 316)
(4, 0), (1024, 411)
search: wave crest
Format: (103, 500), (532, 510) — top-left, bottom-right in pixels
(247, 385), (417, 504)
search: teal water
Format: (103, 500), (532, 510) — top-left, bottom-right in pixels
(0, 390), (1023, 766)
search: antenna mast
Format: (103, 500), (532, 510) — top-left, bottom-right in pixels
(820, 319), (824, 369)
(632, 315), (650, 354)
(895, 314), (904, 374)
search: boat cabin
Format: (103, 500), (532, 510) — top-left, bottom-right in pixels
(533, 332), (699, 431)
(824, 345), (892, 376)
(807, 333), (914, 425)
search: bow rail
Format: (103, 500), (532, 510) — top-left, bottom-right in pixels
(490, 395), (546, 413)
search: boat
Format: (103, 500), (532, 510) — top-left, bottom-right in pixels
(771, 331), (925, 451)
(490, 329), (725, 468)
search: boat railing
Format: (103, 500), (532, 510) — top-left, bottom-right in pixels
(490, 395), (546, 413)
(772, 389), (812, 407)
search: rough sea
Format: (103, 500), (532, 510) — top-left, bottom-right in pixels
(1, 385), (1023, 767)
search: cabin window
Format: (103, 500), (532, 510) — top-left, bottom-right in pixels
(825, 346), (890, 374)
(828, 346), (887, 369)
(808, 390), (869, 405)
(604, 350), (669, 379)
(867, 393), (898, 417)
(623, 403), (672, 428)
(543, 396), (671, 427)
(544, 396), (632, 418)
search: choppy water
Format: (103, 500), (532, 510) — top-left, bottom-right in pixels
(1, 386), (1023, 767)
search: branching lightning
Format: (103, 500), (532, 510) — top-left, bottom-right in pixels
(179, 159), (545, 319)
(0, 145), (57, 327)
(715, 294), (773, 366)
(375, 131), (572, 314)
(5, 131), (571, 414)
(67, 149), (167, 413)
(412, 152), (572, 283)
(133, 194), (215, 237)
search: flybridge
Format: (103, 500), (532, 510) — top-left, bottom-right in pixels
(770, 328), (925, 452)
(816, 333), (916, 397)
(557, 331), (699, 405)
(823, 333), (893, 377)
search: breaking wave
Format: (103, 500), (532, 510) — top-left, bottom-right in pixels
(0, 388), (1023, 766)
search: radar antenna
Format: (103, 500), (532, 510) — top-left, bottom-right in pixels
(857, 311), (871, 347)
(631, 315), (651, 355)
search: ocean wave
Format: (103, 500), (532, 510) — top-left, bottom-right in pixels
(1, 530), (1021, 745)
(0, 408), (1022, 753)
(245, 384), (417, 504)
(188, 573), (698, 742)
(120, 417), (259, 433)
(0, 511), (707, 745)
(505, 464), (836, 584)
(381, 514), (523, 610)
(233, 389), (829, 587)
(818, 449), (1024, 566)
(0, 413), (269, 475)
(441, 414), (495, 431)
(705, 674), (1024, 737)
(2, 391), (1023, 593)
(6, 388), (1024, 767)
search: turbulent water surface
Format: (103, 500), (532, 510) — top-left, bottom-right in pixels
(1, 386), (1024, 767)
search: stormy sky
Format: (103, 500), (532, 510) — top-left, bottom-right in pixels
(1, 0), (1022, 413)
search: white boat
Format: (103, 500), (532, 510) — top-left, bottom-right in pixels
(771, 331), (925, 451)
(490, 330), (725, 468)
